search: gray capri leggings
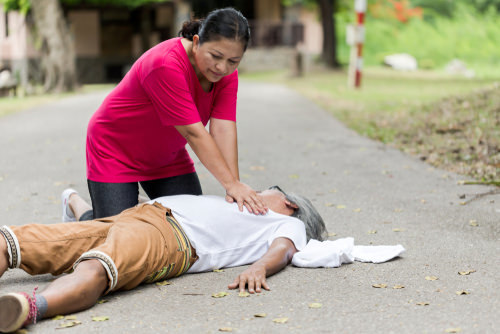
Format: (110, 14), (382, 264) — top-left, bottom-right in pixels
(80, 172), (202, 221)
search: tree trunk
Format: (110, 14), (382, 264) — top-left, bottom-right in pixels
(318, 0), (340, 68)
(30, 0), (77, 92)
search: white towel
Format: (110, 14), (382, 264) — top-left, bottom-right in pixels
(292, 237), (405, 268)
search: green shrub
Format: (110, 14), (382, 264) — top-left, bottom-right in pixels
(335, 2), (500, 77)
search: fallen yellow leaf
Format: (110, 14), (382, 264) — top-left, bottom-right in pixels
(238, 291), (250, 297)
(469, 220), (479, 227)
(213, 269), (224, 272)
(325, 203), (335, 207)
(458, 270), (476, 276)
(425, 276), (439, 281)
(273, 317), (289, 324)
(459, 201), (466, 205)
(308, 303), (322, 309)
(52, 315), (64, 321)
(212, 292), (229, 298)
(336, 205), (346, 209)
(393, 285), (405, 289)
(455, 290), (470, 295)
(327, 232), (337, 237)
(392, 228), (405, 232)
(57, 320), (82, 329)
(92, 316), (109, 322)
(219, 328), (233, 332)
(254, 313), (267, 318)
(416, 302), (429, 306)
(156, 281), (171, 286)
(289, 174), (299, 179)
(372, 284), (387, 288)
(97, 299), (108, 304)
(445, 328), (462, 333)
(367, 230), (377, 234)
(353, 208), (362, 212)
(64, 315), (77, 320)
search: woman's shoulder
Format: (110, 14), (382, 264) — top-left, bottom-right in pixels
(139, 38), (189, 76)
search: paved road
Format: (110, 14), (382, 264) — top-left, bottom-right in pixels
(0, 81), (498, 333)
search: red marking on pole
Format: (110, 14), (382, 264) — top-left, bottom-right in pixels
(355, 70), (362, 87)
(357, 12), (365, 24)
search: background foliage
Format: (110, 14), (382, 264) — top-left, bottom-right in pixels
(335, 0), (500, 77)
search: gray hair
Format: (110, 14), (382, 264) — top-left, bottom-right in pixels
(286, 193), (328, 242)
(269, 186), (327, 241)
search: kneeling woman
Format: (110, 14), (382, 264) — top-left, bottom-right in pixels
(79, 8), (266, 221)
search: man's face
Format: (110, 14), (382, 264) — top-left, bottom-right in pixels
(257, 189), (298, 216)
(192, 37), (244, 83)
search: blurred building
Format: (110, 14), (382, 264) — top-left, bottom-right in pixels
(0, 0), (322, 85)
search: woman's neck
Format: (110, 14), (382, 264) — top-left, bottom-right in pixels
(181, 38), (213, 92)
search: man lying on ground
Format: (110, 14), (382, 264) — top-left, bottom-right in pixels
(0, 186), (327, 333)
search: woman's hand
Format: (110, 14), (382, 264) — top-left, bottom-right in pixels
(228, 263), (270, 293)
(226, 181), (268, 215)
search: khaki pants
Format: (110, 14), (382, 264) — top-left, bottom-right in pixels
(0, 202), (198, 294)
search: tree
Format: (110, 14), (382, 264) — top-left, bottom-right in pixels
(0, 0), (165, 93)
(283, 0), (351, 68)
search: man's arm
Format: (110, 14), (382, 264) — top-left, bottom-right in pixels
(228, 237), (298, 293)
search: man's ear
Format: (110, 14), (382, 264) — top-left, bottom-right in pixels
(285, 200), (299, 210)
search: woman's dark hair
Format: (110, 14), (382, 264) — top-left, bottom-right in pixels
(178, 8), (251, 51)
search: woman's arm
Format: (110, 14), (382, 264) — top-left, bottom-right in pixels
(175, 122), (266, 214)
(209, 118), (239, 180)
(228, 237), (298, 293)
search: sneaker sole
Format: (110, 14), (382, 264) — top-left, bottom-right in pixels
(0, 293), (29, 332)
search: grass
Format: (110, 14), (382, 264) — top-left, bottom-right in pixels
(241, 67), (500, 183)
(0, 84), (114, 118)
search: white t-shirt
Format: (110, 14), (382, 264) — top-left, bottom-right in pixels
(151, 195), (307, 273)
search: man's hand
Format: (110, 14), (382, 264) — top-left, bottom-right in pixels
(228, 263), (270, 293)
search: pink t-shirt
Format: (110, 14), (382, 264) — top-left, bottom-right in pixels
(86, 37), (238, 182)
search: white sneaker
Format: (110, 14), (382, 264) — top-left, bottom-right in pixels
(61, 188), (78, 222)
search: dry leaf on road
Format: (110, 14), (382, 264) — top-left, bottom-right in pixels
(308, 303), (322, 309)
(273, 317), (289, 324)
(372, 284), (387, 288)
(416, 302), (430, 306)
(156, 281), (171, 286)
(212, 292), (229, 298)
(219, 327), (233, 332)
(469, 220), (479, 227)
(425, 276), (439, 281)
(57, 321), (82, 329)
(92, 316), (109, 322)
(254, 313), (267, 318)
(238, 291), (250, 297)
(458, 270), (476, 276)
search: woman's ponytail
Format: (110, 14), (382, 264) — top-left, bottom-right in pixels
(178, 20), (203, 41)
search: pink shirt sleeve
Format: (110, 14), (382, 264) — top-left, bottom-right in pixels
(211, 70), (238, 122)
(141, 65), (201, 126)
